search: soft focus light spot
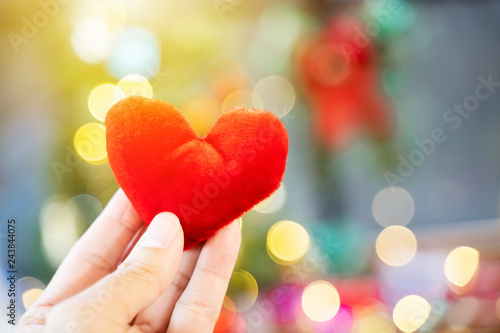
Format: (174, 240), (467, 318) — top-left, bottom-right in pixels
(174, 14), (212, 51)
(117, 74), (153, 98)
(376, 226), (417, 266)
(40, 197), (81, 268)
(16, 277), (45, 297)
(106, 27), (161, 79)
(258, 4), (302, 50)
(302, 281), (340, 322)
(354, 302), (395, 333)
(227, 270), (258, 312)
(22, 288), (44, 310)
(72, 0), (127, 33)
(444, 247), (479, 287)
(74, 123), (107, 165)
(71, 16), (112, 64)
(66, 194), (103, 228)
(372, 187), (415, 227)
(393, 295), (431, 333)
(180, 96), (220, 136)
(208, 59), (248, 100)
(253, 76), (295, 118)
(253, 183), (287, 214)
(214, 296), (236, 332)
(98, 0), (127, 32)
(221, 89), (263, 112)
(88, 84), (124, 121)
(267, 220), (309, 265)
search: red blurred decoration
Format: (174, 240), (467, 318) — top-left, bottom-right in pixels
(299, 14), (393, 152)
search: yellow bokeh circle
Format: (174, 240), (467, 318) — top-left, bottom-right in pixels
(444, 246), (479, 287)
(227, 270), (259, 312)
(22, 288), (44, 310)
(302, 280), (341, 322)
(117, 74), (153, 99)
(376, 226), (417, 267)
(267, 220), (310, 265)
(221, 89), (263, 112)
(88, 84), (124, 121)
(74, 123), (108, 164)
(392, 295), (431, 333)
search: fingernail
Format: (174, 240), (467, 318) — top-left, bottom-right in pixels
(141, 212), (181, 248)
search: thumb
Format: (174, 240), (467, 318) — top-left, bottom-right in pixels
(108, 212), (184, 317)
(50, 212), (184, 328)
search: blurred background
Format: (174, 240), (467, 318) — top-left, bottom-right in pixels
(1, 0), (500, 332)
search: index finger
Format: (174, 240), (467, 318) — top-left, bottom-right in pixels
(39, 189), (144, 305)
(167, 220), (242, 333)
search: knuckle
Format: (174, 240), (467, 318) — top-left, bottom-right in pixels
(198, 263), (229, 281)
(177, 298), (219, 323)
(73, 247), (115, 273)
(135, 321), (165, 333)
(119, 259), (162, 284)
(171, 270), (191, 291)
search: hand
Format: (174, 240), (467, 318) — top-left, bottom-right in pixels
(17, 189), (242, 333)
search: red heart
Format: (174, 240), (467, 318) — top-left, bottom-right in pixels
(105, 96), (289, 249)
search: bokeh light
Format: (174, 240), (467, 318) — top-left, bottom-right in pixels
(372, 187), (415, 227)
(392, 295), (431, 333)
(444, 246), (479, 287)
(106, 27), (161, 79)
(22, 288), (44, 310)
(72, 0), (127, 33)
(214, 296), (236, 332)
(253, 183), (287, 214)
(302, 280), (341, 322)
(376, 226), (417, 266)
(253, 75), (295, 118)
(267, 220), (310, 265)
(40, 197), (81, 268)
(88, 84), (124, 121)
(74, 123), (108, 165)
(117, 74), (153, 99)
(221, 89), (263, 112)
(208, 59), (248, 100)
(71, 16), (111, 64)
(353, 301), (395, 333)
(16, 277), (45, 297)
(66, 194), (103, 228)
(174, 14), (213, 51)
(258, 4), (302, 50)
(227, 270), (259, 312)
(180, 95), (220, 137)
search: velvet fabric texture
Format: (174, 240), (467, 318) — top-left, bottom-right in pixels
(105, 96), (289, 249)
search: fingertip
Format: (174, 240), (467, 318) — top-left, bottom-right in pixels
(143, 212), (183, 248)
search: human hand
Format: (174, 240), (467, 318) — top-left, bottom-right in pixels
(17, 189), (241, 333)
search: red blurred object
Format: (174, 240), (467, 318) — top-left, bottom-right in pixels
(299, 14), (393, 151)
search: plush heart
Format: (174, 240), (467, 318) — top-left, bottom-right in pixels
(105, 96), (289, 249)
